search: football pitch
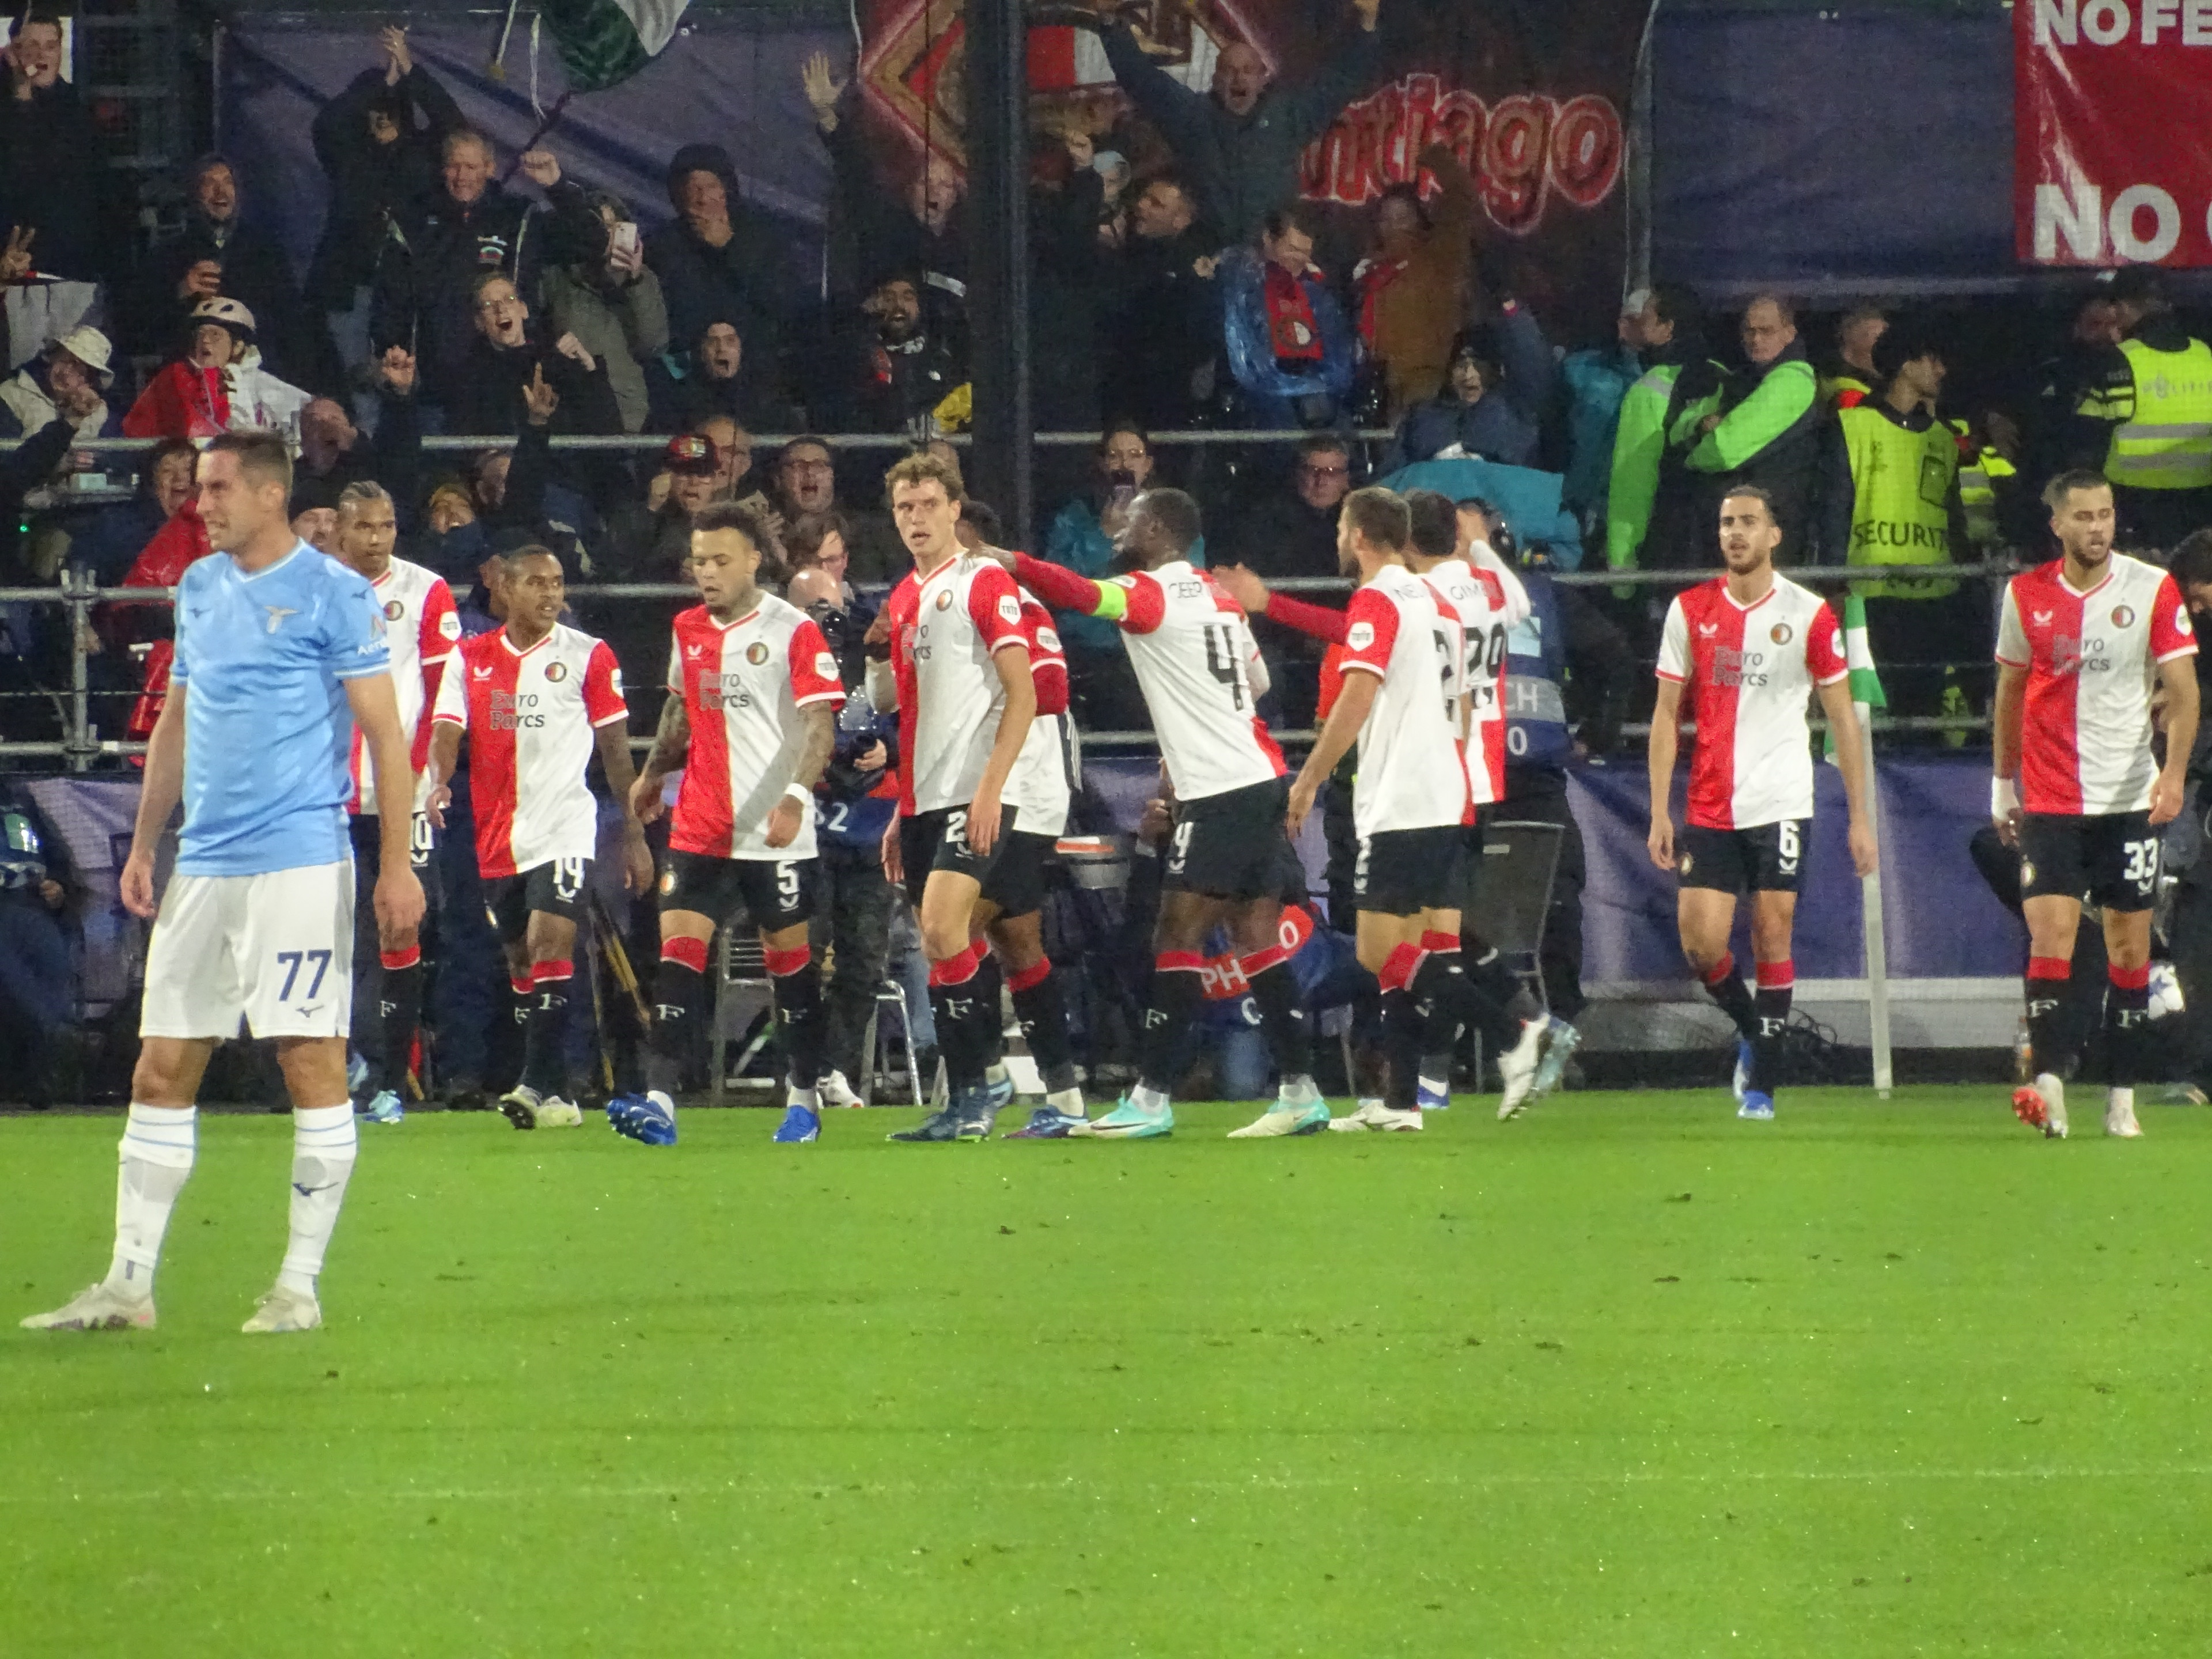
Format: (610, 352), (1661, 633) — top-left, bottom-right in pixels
(6, 1089), (2210, 1658)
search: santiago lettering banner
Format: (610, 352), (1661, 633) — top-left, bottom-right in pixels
(857, 0), (1646, 323)
(2017, 0), (2212, 267)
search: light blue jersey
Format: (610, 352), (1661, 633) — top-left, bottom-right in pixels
(169, 543), (391, 876)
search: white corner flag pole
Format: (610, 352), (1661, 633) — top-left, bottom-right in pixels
(1857, 700), (1894, 1098)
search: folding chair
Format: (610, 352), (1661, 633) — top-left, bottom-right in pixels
(709, 914), (779, 1107)
(859, 979), (925, 1107)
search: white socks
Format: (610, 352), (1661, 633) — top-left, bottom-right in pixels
(278, 1104), (358, 1299)
(1131, 1083), (1171, 1115)
(104, 1104), (197, 1298)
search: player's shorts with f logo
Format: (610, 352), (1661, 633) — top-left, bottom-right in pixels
(659, 847), (816, 930)
(486, 857), (594, 942)
(1164, 777), (1298, 900)
(2018, 810), (2160, 911)
(1676, 819), (1808, 895)
(139, 859), (355, 1040)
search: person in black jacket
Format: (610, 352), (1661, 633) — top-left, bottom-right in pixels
(643, 143), (784, 376)
(823, 271), (961, 436)
(448, 270), (624, 516)
(370, 126), (541, 418)
(0, 13), (126, 366)
(309, 27), (463, 381)
(133, 156), (339, 396)
(1099, 175), (1219, 432)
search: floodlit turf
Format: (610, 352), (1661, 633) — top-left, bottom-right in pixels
(6, 1089), (2212, 1657)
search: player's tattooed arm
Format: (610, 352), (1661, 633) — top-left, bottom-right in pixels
(764, 703), (837, 850)
(1645, 676), (1684, 870)
(596, 719), (656, 894)
(631, 692), (691, 823)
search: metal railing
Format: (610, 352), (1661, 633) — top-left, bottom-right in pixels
(0, 555), (2018, 767)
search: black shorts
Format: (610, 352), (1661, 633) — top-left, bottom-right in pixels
(658, 847), (816, 931)
(486, 857), (593, 942)
(1165, 777), (1296, 900)
(897, 804), (1023, 908)
(350, 810), (443, 904)
(981, 830), (1054, 918)
(1677, 820), (1806, 895)
(1353, 824), (1465, 916)
(2018, 810), (2160, 911)
(1455, 816), (1488, 912)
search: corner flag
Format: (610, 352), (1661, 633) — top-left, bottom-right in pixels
(1827, 592), (1887, 761)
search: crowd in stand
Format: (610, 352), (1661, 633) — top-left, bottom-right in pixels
(1, 9), (2210, 1109)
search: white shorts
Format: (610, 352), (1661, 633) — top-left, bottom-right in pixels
(140, 861), (355, 1041)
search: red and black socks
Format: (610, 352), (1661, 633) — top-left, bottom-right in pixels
(520, 959), (573, 1096)
(766, 943), (827, 1090)
(1007, 957), (1079, 1096)
(376, 945), (423, 1097)
(1698, 950), (1760, 1043)
(1138, 952), (1207, 1096)
(928, 945), (991, 1095)
(2024, 954), (2071, 1080)
(1240, 939), (1313, 1082)
(2106, 960), (2151, 1090)
(1752, 959), (1794, 1091)
(647, 935), (708, 1096)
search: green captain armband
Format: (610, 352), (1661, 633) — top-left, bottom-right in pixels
(1092, 578), (1133, 622)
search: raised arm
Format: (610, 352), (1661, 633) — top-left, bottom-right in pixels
(1274, 0), (1387, 147)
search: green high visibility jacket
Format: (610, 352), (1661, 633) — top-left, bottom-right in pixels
(1839, 400), (1965, 599)
(1604, 361), (1681, 571)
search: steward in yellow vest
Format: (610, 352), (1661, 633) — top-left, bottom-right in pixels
(2071, 265), (2212, 552)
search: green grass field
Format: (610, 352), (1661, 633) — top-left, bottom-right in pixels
(6, 1089), (2211, 1657)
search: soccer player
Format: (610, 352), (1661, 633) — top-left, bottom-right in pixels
(426, 545), (653, 1130)
(24, 431), (424, 1336)
(333, 480), (458, 1125)
(1277, 487), (1546, 1131)
(952, 499), (1089, 1136)
(618, 501), (845, 1146)
(868, 453), (1037, 1141)
(1994, 471), (2198, 1139)
(997, 487), (1326, 1138)
(1646, 486), (1878, 1120)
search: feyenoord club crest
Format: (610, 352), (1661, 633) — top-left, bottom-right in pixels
(1770, 622), (1793, 645)
(545, 661), (568, 683)
(384, 599), (405, 621)
(934, 590), (953, 610)
(1678, 853), (1693, 876)
(745, 642), (770, 665)
(2020, 861), (2036, 888)
(2111, 604), (2135, 628)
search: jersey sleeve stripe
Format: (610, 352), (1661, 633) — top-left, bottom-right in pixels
(1813, 669), (1848, 687)
(1337, 660), (1386, 680)
(794, 688), (844, 706)
(589, 710), (630, 728)
(1654, 668), (1685, 683)
(2156, 645), (2199, 662)
(334, 662), (392, 680)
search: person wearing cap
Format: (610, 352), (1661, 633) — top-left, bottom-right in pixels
(131, 154), (336, 396)
(2069, 266), (2212, 552)
(1392, 299), (1556, 469)
(122, 297), (313, 444)
(1353, 143), (1476, 421)
(0, 324), (116, 440)
(1559, 286), (1660, 531)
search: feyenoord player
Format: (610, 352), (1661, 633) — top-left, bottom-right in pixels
(332, 480), (457, 1125)
(618, 501), (846, 1146)
(1278, 487), (1548, 1131)
(1000, 487), (1326, 1138)
(953, 501), (1090, 1135)
(869, 453), (1037, 1141)
(25, 433), (424, 1336)
(1646, 486), (1877, 1120)
(1995, 471), (2198, 1139)
(427, 546), (653, 1130)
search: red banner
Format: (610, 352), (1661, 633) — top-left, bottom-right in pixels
(2016, 0), (2212, 267)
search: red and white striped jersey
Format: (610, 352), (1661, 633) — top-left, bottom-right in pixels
(1110, 560), (1284, 801)
(1339, 563), (1468, 836)
(1657, 574), (1847, 830)
(1421, 558), (1520, 807)
(665, 596), (844, 861)
(350, 556), (459, 816)
(433, 622), (627, 879)
(1995, 554), (2196, 816)
(885, 554), (1032, 815)
(1020, 586), (1069, 717)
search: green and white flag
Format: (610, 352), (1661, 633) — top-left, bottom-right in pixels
(1826, 592), (1887, 761)
(541, 0), (689, 92)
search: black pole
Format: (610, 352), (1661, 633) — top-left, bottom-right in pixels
(963, 0), (1032, 550)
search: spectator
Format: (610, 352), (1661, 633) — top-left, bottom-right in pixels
(2071, 265), (2212, 552)
(1223, 430), (1353, 578)
(1393, 305), (1555, 468)
(2024, 288), (2124, 499)
(1041, 423), (1165, 731)
(803, 52), (968, 351)
(528, 150), (670, 435)
(645, 142), (783, 370)
(1031, 127), (1110, 435)
(1604, 283), (1713, 578)
(1560, 289), (1655, 528)
(370, 126), (541, 415)
(0, 12), (124, 366)
(294, 345), (425, 519)
(0, 786), (71, 1108)
(308, 26), (463, 387)
(786, 509), (859, 609)
(1821, 303), (1887, 406)
(131, 154), (335, 396)
(74, 437), (197, 588)
(1680, 294), (1829, 565)
(695, 414), (760, 502)
(1828, 316), (1978, 725)
(122, 298), (313, 443)
(1089, 0), (1385, 243)
(0, 324), (116, 440)
(823, 271), (962, 436)
(647, 316), (786, 433)
(1218, 204), (1355, 429)
(605, 431), (733, 581)
(1099, 172), (1220, 432)
(1354, 144), (1477, 419)
(445, 270), (623, 445)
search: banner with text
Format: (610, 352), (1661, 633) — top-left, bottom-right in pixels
(2016, 0), (2212, 267)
